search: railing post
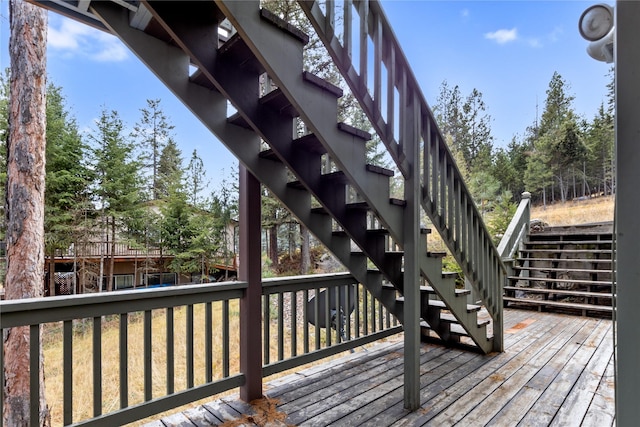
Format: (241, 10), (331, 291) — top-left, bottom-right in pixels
(239, 165), (263, 401)
(615, 1), (640, 424)
(402, 76), (421, 411)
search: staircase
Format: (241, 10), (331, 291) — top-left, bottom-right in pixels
(45, 0), (505, 354)
(504, 222), (614, 317)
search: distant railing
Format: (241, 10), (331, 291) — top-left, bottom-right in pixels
(299, 0), (505, 349)
(53, 242), (164, 258)
(497, 192), (531, 261)
(0, 274), (399, 426)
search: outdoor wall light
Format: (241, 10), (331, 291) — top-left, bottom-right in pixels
(579, 3), (615, 63)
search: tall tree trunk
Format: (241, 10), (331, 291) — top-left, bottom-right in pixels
(268, 225), (278, 268)
(300, 224), (310, 275)
(108, 216), (116, 292)
(48, 255), (55, 296)
(3, 1), (50, 425)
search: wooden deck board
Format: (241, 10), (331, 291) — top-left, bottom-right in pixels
(582, 354), (615, 427)
(149, 309), (615, 427)
(516, 319), (612, 427)
(550, 320), (614, 426)
(425, 316), (587, 425)
(305, 350), (475, 426)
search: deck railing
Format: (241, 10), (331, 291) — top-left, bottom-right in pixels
(262, 273), (401, 377)
(299, 0), (505, 347)
(0, 273), (399, 426)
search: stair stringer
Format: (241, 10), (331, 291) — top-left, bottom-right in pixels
(215, 1), (404, 242)
(214, 0), (492, 353)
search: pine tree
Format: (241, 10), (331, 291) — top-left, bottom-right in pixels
(44, 84), (92, 295)
(434, 81), (494, 174)
(160, 182), (194, 274)
(585, 104), (614, 195)
(434, 80), (465, 147)
(156, 138), (183, 199)
(528, 72), (585, 203)
(89, 109), (144, 291)
(133, 99), (174, 200)
(210, 172), (238, 279)
(185, 149), (209, 207)
(460, 88), (494, 172)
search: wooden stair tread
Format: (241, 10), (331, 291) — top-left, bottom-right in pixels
(337, 122), (371, 140)
(259, 88), (299, 117)
(520, 249), (613, 254)
(504, 286), (612, 298)
(189, 69), (217, 90)
(293, 133), (326, 155)
(366, 164), (394, 177)
(440, 312), (490, 327)
(259, 8), (309, 44)
(507, 275), (612, 286)
(423, 298), (481, 313)
(516, 257), (613, 264)
(258, 149), (280, 161)
(227, 112), (252, 129)
(524, 240), (613, 246)
(218, 32), (265, 73)
(421, 285), (470, 297)
(503, 296), (613, 312)
(513, 266), (612, 275)
(302, 71), (343, 97)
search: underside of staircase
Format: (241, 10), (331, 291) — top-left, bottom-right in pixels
(74, 0), (504, 355)
(505, 222), (614, 317)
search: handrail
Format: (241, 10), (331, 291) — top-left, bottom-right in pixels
(298, 0), (505, 349)
(497, 192), (531, 260)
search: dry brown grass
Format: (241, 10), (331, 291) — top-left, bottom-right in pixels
(530, 195), (614, 226)
(43, 302), (241, 426)
(40, 290), (395, 426)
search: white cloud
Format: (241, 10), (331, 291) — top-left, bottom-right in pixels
(527, 38), (542, 48)
(48, 16), (128, 62)
(548, 26), (563, 43)
(484, 28), (518, 45)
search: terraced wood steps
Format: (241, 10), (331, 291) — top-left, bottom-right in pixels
(505, 222), (613, 317)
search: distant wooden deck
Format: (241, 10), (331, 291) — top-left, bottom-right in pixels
(148, 309), (615, 426)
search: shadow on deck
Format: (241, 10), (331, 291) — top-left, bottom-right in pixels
(148, 308), (614, 426)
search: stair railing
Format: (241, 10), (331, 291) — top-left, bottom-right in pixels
(299, 0), (505, 350)
(497, 192), (531, 283)
(497, 192), (531, 260)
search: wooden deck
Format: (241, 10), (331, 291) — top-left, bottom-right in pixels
(148, 309), (615, 426)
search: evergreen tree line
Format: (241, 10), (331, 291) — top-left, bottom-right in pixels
(434, 69), (614, 234)
(0, 73), (238, 292)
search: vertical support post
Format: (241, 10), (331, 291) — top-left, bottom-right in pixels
(615, 2), (640, 425)
(239, 164), (263, 402)
(402, 74), (421, 411)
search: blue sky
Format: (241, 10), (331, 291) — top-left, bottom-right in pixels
(0, 1), (611, 189)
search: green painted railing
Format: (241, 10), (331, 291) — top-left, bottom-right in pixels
(261, 273), (401, 377)
(299, 0), (505, 350)
(497, 192), (531, 261)
(0, 274), (399, 426)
